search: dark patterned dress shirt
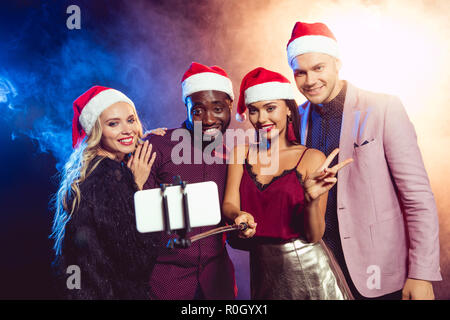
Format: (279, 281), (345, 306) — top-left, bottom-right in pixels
(305, 82), (363, 298)
(143, 121), (236, 300)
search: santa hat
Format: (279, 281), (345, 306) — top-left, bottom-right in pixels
(236, 67), (296, 122)
(181, 62), (234, 102)
(287, 22), (339, 68)
(72, 85), (135, 148)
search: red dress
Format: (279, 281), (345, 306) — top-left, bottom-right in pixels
(240, 148), (307, 241)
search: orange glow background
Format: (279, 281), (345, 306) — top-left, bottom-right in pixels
(218, 0), (449, 298)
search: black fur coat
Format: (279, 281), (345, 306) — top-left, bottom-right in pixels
(55, 156), (160, 299)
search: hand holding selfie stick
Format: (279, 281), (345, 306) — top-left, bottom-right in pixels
(188, 222), (248, 244)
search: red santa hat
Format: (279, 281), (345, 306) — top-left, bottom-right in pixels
(236, 67), (296, 122)
(72, 85), (135, 148)
(181, 62), (234, 102)
(287, 21), (339, 68)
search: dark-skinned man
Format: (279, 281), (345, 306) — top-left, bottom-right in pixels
(143, 62), (254, 300)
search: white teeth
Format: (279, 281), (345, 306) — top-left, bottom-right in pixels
(306, 86), (323, 93)
(119, 137), (133, 143)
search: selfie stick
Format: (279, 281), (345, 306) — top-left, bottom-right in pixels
(163, 176), (248, 249)
(188, 223), (248, 244)
(160, 183), (172, 235)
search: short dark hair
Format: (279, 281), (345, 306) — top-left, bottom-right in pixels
(184, 90), (233, 107)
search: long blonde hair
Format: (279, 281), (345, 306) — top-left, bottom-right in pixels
(50, 105), (143, 257)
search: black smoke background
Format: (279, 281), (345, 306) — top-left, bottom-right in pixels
(0, 0), (448, 299)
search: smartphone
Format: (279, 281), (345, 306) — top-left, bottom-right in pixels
(134, 181), (221, 233)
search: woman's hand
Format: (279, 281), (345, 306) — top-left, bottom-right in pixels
(127, 140), (156, 190)
(234, 211), (257, 239)
(143, 127), (167, 139)
(304, 148), (353, 202)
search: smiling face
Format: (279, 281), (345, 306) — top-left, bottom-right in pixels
(185, 90), (232, 138)
(247, 99), (291, 142)
(291, 52), (342, 105)
(98, 101), (141, 160)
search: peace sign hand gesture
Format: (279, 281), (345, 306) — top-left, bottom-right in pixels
(304, 148), (353, 202)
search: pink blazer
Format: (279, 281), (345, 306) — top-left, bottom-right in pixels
(299, 82), (442, 297)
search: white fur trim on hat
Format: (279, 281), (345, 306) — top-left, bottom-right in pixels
(182, 72), (234, 102)
(287, 35), (339, 67)
(244, 82), (296, 106)
(79, 89), (135, 135)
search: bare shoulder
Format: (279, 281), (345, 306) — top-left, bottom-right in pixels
(304, 148), (326, 161)
(301, 148), (326, 172)
(285, 144), (308, 156)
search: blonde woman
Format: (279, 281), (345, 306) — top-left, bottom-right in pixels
(51, 86), (159, 299)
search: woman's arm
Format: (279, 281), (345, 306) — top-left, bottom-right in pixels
(302, 148), (353, 243)
(61, 162), (160, 299)
(61, 202), (116, 299)
(222, 144), (257, 238)
(301, 149), (328, 243)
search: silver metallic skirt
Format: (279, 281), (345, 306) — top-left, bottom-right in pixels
(250, 238), (354, 300)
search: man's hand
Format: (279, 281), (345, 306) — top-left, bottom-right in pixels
(143, 127), (167, 139)
(402, 278), (435, 300)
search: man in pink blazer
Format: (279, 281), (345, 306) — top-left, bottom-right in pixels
(286, 21), (442, 299)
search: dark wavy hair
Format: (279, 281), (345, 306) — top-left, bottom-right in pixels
(284, 99), (302, 145)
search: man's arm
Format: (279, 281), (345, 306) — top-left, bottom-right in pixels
(383, 95), (442, 298)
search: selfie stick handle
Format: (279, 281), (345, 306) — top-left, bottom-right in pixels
(160, 183), (172, 235)
(181, 180), (191, 234)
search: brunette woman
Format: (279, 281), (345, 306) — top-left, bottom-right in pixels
(223, 68), (354, 299)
